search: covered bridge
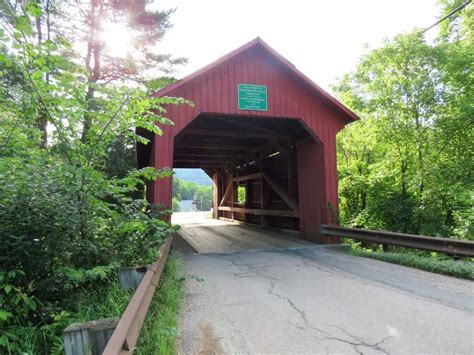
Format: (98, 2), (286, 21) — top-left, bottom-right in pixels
(138, 38), (358, 243)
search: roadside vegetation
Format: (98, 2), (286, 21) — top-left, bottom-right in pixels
(333, 0), (473, 273)
(137, 253), (184, 354)
(339, 241), (474, 280)
(334, 0), (473, 241)
(0, 0), (185, 352)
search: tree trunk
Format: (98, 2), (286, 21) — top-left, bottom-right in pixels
(81, 0), (103, 143)
(415, 113), (424, 235)
(35, 7), (48, 147)
(401, 159), (408, 233)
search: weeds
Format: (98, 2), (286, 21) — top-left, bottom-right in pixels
(72, 282), (133, 322)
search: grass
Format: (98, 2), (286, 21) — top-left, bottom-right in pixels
(72, 282), (134, 322)
(12, 252), (184, 354)
(136, 252), (185, 355)
(4, 280), (135, 355)
(341, 242), (474, 280)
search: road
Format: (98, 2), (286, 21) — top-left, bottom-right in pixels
(177, 243), (474, 354)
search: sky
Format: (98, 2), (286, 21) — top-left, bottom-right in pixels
(150, 0), (441, 92)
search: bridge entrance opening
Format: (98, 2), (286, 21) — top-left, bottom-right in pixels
(173, 113), (316, 235)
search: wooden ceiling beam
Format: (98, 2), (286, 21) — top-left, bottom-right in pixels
(173, 162), (224, 168)
(173, 158), (227, 163)
(181, 128), (285, 140)
(174, 154), (233, 159)
(174, 148), (244, 156)
(178, 142), (261, 150)
(218, 117), (278, 134)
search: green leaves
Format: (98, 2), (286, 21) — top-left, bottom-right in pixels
(24, 2), (42, 18)
(15, 16), (32, 35)
(0, 310), (13, 321)
(0, 1), (186, 353)
(334, 25), (473, 237)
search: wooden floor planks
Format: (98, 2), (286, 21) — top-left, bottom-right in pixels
(173, 212), (312, 254)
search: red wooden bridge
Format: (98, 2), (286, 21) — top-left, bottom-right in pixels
(138, 38), (358, 243)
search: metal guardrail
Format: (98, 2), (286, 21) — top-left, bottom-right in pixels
(320, 225), (474, 257)
(103, 236), (173, 355)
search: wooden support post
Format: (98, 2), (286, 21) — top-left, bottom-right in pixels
(212, 172), (219, 219)
(288, 145), (297, 199)
(231, 180), (236, 221)
(219, 181), (233, 207)
(260, 173), (268, 227)
(245, 178), (251, 223)
(287, 145), (298, 229)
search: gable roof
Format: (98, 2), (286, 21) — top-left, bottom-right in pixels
(153, 37), (359, 123)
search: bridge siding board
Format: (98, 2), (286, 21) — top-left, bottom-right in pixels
(148, 41), (355, 241)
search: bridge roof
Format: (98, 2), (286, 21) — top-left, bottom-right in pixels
(153, 37), (359, 123)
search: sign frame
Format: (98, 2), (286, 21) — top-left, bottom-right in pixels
(238, 83), (268, 112)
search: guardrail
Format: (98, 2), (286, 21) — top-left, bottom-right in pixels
(320, 225), (474, 257)
(103, 236), (173, 354)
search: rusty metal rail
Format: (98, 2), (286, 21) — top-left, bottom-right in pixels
(320, 225), (474, 257)
(103, 237), (173, 355)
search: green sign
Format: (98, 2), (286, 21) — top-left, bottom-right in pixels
(238, 84), (268, 111)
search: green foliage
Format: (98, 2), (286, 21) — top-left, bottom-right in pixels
(333, 7), (473, 238)
(237, 185), (246, 204)
(194, 185), (213, 211)
(172, 197), (181, 212)
(0, 1), (186, 353)
(173, 177), (201, 200)
(0, 270), (37, 352)
(137, 253), (184, 354)
(173, 177), (213, 211)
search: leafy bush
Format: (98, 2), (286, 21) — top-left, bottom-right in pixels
(0, 270), (37, 352)
(0, 154), (175, 293)
(0, 4), (185, 352)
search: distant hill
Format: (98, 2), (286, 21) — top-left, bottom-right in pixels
(174, 168), (212, 186)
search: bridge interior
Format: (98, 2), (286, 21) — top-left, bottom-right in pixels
(173, 113), (314, 232)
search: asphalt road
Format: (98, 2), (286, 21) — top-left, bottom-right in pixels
(177, 245), (474, 354)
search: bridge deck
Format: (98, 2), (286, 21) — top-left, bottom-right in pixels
(172, 212), (312, 254)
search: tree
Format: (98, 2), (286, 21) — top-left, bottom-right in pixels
(71, 0), (186, 142)
(194, 186), (212, 211)
(333, 2), (473, 238)
(0, 1), (188, 351)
